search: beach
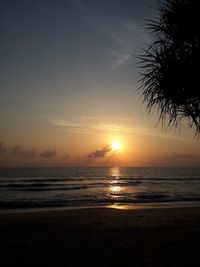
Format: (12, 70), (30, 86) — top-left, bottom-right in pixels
(1, 206), (200, 266)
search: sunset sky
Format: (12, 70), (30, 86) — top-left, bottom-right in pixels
(1, 0), (200, 167)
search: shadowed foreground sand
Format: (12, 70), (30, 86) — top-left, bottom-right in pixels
(1, 206), (200, 267)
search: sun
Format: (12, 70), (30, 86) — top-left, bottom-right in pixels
(111, 141), (121, 151)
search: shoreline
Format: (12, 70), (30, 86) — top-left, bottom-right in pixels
(1, 201), (200, 215)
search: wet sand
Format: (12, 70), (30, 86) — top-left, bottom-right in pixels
(1, 206), (200, 266)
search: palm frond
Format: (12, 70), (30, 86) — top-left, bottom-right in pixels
(139, 0), (200, 136)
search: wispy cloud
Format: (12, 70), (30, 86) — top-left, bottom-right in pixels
(44, 115), (196, 142)
(68, 1), (151, 70)
(44, 115), (146, 135)
(111, 52), (132, 70)
(45, 115), (146, 135)
(45, 116), (92, 134)
(80, 115), (134, 122)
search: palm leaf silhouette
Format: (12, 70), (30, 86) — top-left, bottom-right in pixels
(139, 0), (200, 135)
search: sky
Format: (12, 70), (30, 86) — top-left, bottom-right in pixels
(0, 0), (200, 167)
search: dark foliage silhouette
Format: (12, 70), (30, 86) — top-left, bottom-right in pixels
(139, 0), (200, 135)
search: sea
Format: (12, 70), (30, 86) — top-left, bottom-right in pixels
(0, 167), (200, 212)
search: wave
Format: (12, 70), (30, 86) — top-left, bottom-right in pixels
(1, 176), (200, 184)
(10, 185), (88, 192)
(135, 193), (171, 202)
(1, 195), (200, 210)
(0, 180), (144, 190)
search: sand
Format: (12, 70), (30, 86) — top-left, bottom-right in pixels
(1, 206), (200, 267)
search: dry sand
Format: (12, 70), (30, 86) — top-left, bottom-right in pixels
(1, 206), (200, 266)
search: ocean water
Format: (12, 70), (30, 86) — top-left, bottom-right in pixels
(0, 167), (200, 210)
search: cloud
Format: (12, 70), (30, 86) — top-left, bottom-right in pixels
(45, 115), (147, 136)
(11, 146), (36, 158)
(0, 142), (57, 159)
(44, 115), (143, 135)
(104, 20), (153, 70)
(111, 52), (132, 70)
(44, 115), (195, 142)
(0, 144), (36, 158)
(39, 149), (57, 158)
(67, 1), (152, 70)
(88, 145), (112, 158)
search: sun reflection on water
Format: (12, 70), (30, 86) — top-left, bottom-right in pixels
(110, 185), (121, 193)
(110, 167), (120, 179)
(109, 167), (122, 195)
